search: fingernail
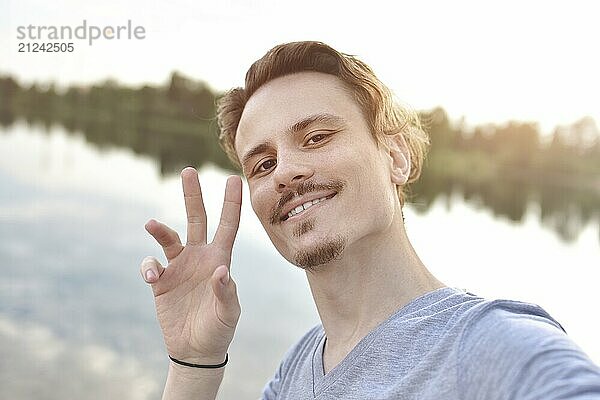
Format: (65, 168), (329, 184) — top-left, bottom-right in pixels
(146, 270), (157, 281)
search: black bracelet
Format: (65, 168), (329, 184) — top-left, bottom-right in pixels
(168, 353), (228, 369)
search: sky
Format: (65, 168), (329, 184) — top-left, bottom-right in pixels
(2, 0), (599, 135)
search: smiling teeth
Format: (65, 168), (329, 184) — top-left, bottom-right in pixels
(287, 197), (327, 218)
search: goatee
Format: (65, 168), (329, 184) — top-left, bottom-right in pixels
(293, 235), (346, 271)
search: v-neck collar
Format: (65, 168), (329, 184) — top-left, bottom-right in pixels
(310, 287), (460, 396)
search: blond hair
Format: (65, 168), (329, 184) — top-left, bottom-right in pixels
(217, 41), (429, 205)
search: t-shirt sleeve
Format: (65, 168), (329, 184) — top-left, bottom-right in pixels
(458, 301), (600, 400)
(260, 359), (284, 400)
(259, 324), (323, 400)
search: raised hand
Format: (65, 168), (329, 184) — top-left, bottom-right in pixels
(140, 167), (242, 365)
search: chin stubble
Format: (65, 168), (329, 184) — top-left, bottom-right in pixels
(293, 235), (347, 272)
(293, 219), (314, 238)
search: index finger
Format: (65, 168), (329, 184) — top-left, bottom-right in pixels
(144, 219), (184, 261)
(212, 175), (242, 253)
(181, 167), (207, 245)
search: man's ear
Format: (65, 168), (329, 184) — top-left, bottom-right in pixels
(387, 134), (411, 185)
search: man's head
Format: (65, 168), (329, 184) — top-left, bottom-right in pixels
(217, 41), (428, 205)
(216, 41), (429, 270)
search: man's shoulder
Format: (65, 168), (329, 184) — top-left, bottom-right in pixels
(459, 296), (565, 334)
(371, 290), (566, 362)
(456, 297), (600, 399)
(379, 289), (562, 336)
(455, 295), (567, 358)
(463, 299), (565, 341)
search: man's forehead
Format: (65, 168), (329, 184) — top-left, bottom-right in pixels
(234, 72), (354, 155)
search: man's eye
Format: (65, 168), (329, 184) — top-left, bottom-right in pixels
(257, 159), (276, 172)
(307, 133), (328, 144)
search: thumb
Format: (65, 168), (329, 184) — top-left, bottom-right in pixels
(140, 256), (166, 284)
(211, 265), (240, 327)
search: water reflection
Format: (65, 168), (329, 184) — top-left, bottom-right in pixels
(411, 169), (600, 244)
(3, 114), (597, 245)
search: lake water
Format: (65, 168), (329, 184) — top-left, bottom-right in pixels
(1, 122), (599, 399)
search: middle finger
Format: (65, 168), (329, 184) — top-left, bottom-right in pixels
(181, 167), (207, 245)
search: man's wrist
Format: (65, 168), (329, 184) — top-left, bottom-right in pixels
(168, 360), (226, 380)
(169, 353), (228, 369)
(163, 363), (225, 400)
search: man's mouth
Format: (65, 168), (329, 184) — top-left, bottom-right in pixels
(281, 192), (337, 222)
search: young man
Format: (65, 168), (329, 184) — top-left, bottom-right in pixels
(140, 42), (600, 399)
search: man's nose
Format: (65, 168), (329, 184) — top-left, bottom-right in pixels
(273, 157), (314, 192)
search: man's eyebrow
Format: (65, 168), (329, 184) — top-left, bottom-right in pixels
(241, 142), (273, 168)
(240, 113), (347, 167)
(286, 113), (347, 135)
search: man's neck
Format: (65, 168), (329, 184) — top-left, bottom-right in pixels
(305, 213), (445, 372)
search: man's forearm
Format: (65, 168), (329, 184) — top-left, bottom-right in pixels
(162, 362), (225, 400)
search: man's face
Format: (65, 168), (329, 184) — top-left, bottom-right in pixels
(235, 72), (399, 270)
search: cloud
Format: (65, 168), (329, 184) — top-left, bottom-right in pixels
(0, 315), (161, 400)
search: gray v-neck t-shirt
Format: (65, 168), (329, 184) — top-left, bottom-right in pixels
(260, 287), (600, 399)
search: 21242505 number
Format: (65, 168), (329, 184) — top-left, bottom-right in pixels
(18, 42), (74, 52)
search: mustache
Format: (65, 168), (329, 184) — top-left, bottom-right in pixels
(270, 179), (345, 224)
